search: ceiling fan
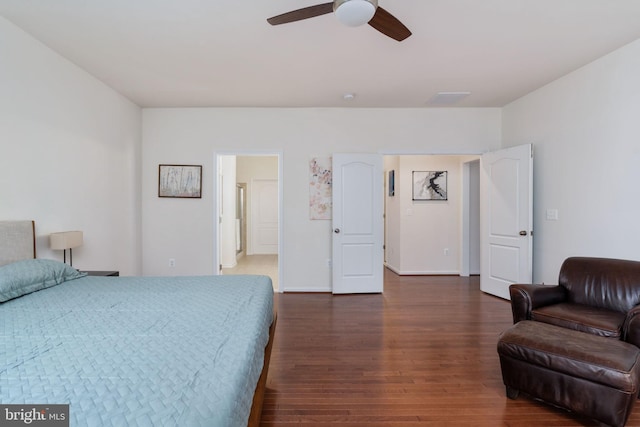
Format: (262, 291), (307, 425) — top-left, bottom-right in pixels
(267, 0), (411, 42)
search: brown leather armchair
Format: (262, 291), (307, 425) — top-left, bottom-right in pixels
(509, 257), (640, 348)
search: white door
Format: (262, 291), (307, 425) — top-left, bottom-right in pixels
(251, 179), (278, 254)
(332, 154), (383, 294)
(480, 144), (533, 299)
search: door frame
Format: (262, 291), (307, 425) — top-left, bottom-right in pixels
(461, 159), (481, 277)
(236, 183), (247, 256)
(213, 150), (284, 292)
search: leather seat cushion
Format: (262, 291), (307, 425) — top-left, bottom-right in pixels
(531, 302), (625, 337)
(498, 321), (640, 392)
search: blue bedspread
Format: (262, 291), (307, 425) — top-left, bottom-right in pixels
(0, 274), (274, 427)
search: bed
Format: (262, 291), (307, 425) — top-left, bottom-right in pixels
(0, 220), (276, 426)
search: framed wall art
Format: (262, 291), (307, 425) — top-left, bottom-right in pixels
(412, 171), (447, 201)
(388, 170), (395, 197)
(158, 164), (202, 198)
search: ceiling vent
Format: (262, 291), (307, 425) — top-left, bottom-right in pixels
(427, 91), (471, 106)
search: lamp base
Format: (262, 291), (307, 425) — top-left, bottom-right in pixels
(61, 249), (74, 267)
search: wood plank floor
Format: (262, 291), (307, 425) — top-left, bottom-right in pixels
(261, 269), (640, 426)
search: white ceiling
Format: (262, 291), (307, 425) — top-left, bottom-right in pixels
(2, 0), (640, 108)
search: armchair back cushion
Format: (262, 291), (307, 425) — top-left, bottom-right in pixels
(560, 257), (640, 313)
(510, 257), (640, 346)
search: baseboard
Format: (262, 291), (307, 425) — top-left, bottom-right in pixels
(385, 264), (460, 276)
(283, 287), (332, 293)
(398, 271), (460, 276)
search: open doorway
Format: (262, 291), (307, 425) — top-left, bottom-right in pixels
(383, 154), (480, 276)
(215, 153), (282, 292)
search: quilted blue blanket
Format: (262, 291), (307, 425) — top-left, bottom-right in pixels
(0, 274), (274, 426)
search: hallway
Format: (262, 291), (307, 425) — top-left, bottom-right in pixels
(222, 254), (278, 291)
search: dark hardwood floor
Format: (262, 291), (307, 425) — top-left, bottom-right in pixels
(261, 269), (640, 426)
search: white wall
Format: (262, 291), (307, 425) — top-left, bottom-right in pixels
(503, 38), (640, 284)
(142, 108), (501, 291)
(7, 10), (639, 290)
(237, 156), (279, 182)
(0, 17), (142, 275)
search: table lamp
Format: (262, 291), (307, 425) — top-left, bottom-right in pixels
(50, 231), (83, 267)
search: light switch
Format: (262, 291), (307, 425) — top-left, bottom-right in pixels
(546, 209), (559, 221)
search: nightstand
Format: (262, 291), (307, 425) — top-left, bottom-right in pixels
(82, 270), (119, 277)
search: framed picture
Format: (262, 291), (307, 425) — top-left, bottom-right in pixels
(388, 170), (395, 197)
(158, 164), (202, 198)
(412, 171), (447, 201)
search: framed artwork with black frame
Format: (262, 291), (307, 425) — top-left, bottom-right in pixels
(158, 164), (202, 198)
(412, 171), (447, 201)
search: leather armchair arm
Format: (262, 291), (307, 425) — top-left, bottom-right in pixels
(623, 305), (640, 348)
(509, 284), (567, 324)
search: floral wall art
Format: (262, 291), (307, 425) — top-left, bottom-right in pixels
(309, 157), (332, 220)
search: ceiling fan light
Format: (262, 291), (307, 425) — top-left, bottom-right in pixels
(334, 0), (377, 27)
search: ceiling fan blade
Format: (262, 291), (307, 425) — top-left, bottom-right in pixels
(267, 2), (334, 25)
(368, 6), (411, 41)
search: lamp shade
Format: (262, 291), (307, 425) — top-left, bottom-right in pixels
(50, 231), (83, 250)
(334, 0), (377, 27)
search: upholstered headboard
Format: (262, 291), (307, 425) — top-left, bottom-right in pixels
(0, 221), (36, 266)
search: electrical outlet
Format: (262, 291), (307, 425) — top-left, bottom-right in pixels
(444, 248), (449, 256)
(326, 259), (332, 267)
(169, 258), (176, 267)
